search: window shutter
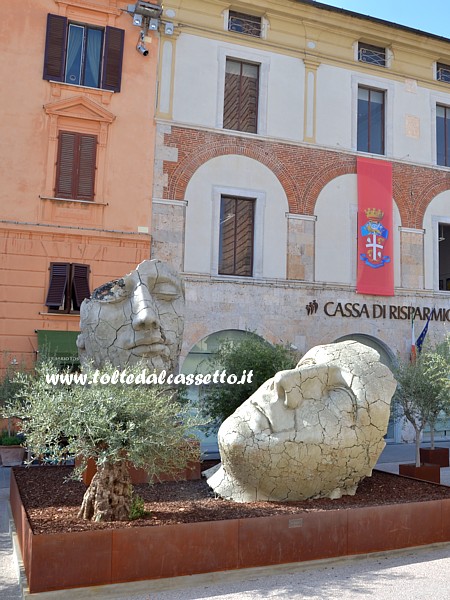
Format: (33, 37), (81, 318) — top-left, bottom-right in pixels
(238, 68), (258, 133)
(45, 263), (70, 308)
(55, 131), (77, 198)
(55, 132), (97, 200)
(71, 264), (91, 310)
(76, 134), (97, 200)
(219, 196), (254, 276)
(223, 60), (258, 133)
(234, 199), (254, 276)
(223, 70), (241, 130)
(43, 14), (67, 82)
(102, 27), (125, 92)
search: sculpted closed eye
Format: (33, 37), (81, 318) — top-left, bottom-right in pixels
(152, 284), (181, 300)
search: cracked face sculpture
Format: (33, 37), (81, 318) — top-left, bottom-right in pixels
(77, 260), (184, 373)
(207, 341), (397, 502)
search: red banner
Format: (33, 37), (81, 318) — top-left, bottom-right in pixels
(357, 157), (394, 296)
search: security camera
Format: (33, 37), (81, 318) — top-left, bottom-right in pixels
(136, 42), (149, 56)
(164, 22), (174, 35)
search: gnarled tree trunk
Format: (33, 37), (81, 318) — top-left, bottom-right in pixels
(78, 460), (132, 521)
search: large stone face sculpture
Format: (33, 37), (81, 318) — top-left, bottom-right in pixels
(77, 260), (184, 373)
(207, 341), (397, 502)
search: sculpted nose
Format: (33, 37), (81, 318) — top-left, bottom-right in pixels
(131, 285), (160, 330)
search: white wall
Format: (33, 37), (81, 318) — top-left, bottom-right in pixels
(315, 65), (353, 150)
(172, 33), (304, 141)
(314, 64), (450, 165)
(184, 155), (288, 278)
(315, 174), (401, 286)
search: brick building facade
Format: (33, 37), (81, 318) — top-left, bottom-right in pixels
(151, 0), (450, 444)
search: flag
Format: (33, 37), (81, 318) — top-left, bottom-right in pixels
(410, 317), (416, 363)
(356, 157), (394, 296)
(416, 314), (432, 354)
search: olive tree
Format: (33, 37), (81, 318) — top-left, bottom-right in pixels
(423, 337), (450, 449)
(6, 361), (202, 522)
(393, 342), (450, 467)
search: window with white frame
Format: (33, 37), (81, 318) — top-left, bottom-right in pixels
(357, 86), (385, 155)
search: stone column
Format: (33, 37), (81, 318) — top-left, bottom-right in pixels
(399, 227), (424, 289)
(151, 199), (187, 272)
(286, 214), (316, 281)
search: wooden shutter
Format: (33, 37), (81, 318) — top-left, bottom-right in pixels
(71, 264), (91, 310)
(43, 14), (67, 82)
(45, 263), (70, 309)
(219, 196), (254, 276)
(55, 132), (97, 200)
(223, 60), (258, 133)
(102, 27), (125, 92)
(219, 197), (237, 275)
(239, 65), (258, 133)
(77, 134), (97, 200)
(234, 199), (254, 276)
(55, 131), (76, 198)
(223, 70), (241, 130)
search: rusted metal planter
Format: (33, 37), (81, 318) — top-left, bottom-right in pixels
(9, 469), (450, 595)
(419, 447), (450, 468)
(399, 463), (441, 483)
(0, 445), (25, 467)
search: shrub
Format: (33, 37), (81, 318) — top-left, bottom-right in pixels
(200, 334), (299, 428)
(129, 493), (148, 520)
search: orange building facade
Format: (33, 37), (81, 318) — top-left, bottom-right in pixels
(0, 0), (161, 369)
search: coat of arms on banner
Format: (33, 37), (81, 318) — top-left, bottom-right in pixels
(360, 208), (390, 269)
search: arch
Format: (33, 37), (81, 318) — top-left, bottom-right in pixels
(415, 180), (450, 229)
(302, 158), (404, 220)
(183, 154), (288, 279)
(167, 140), (302, 212)
(181, 329), (268, 459)
(334, 333), (395, 368)
(302, 157), (356, 215)
(314, 173), (402, 286)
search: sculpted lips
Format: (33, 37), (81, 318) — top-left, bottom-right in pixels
(127, 336), (168, 355)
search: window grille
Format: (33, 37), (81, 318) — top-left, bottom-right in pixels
(358, 42), (386, 67)
(228, 11), (262, 38)
(437, 63), (450, 83)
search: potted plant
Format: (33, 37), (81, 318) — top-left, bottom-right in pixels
(393, 344), (450, 483)
(0, 355), (27, 465)
(0, 431), (26, 466)
(419, 337), (450, 467)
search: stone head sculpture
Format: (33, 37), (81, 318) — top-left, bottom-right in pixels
(207, 341), (397, 502)
(77, 260), (184, 373)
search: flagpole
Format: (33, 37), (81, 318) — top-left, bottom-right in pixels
(411, 316), (416, 363)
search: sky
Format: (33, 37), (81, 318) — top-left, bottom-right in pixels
(315, 1), (450, 39)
